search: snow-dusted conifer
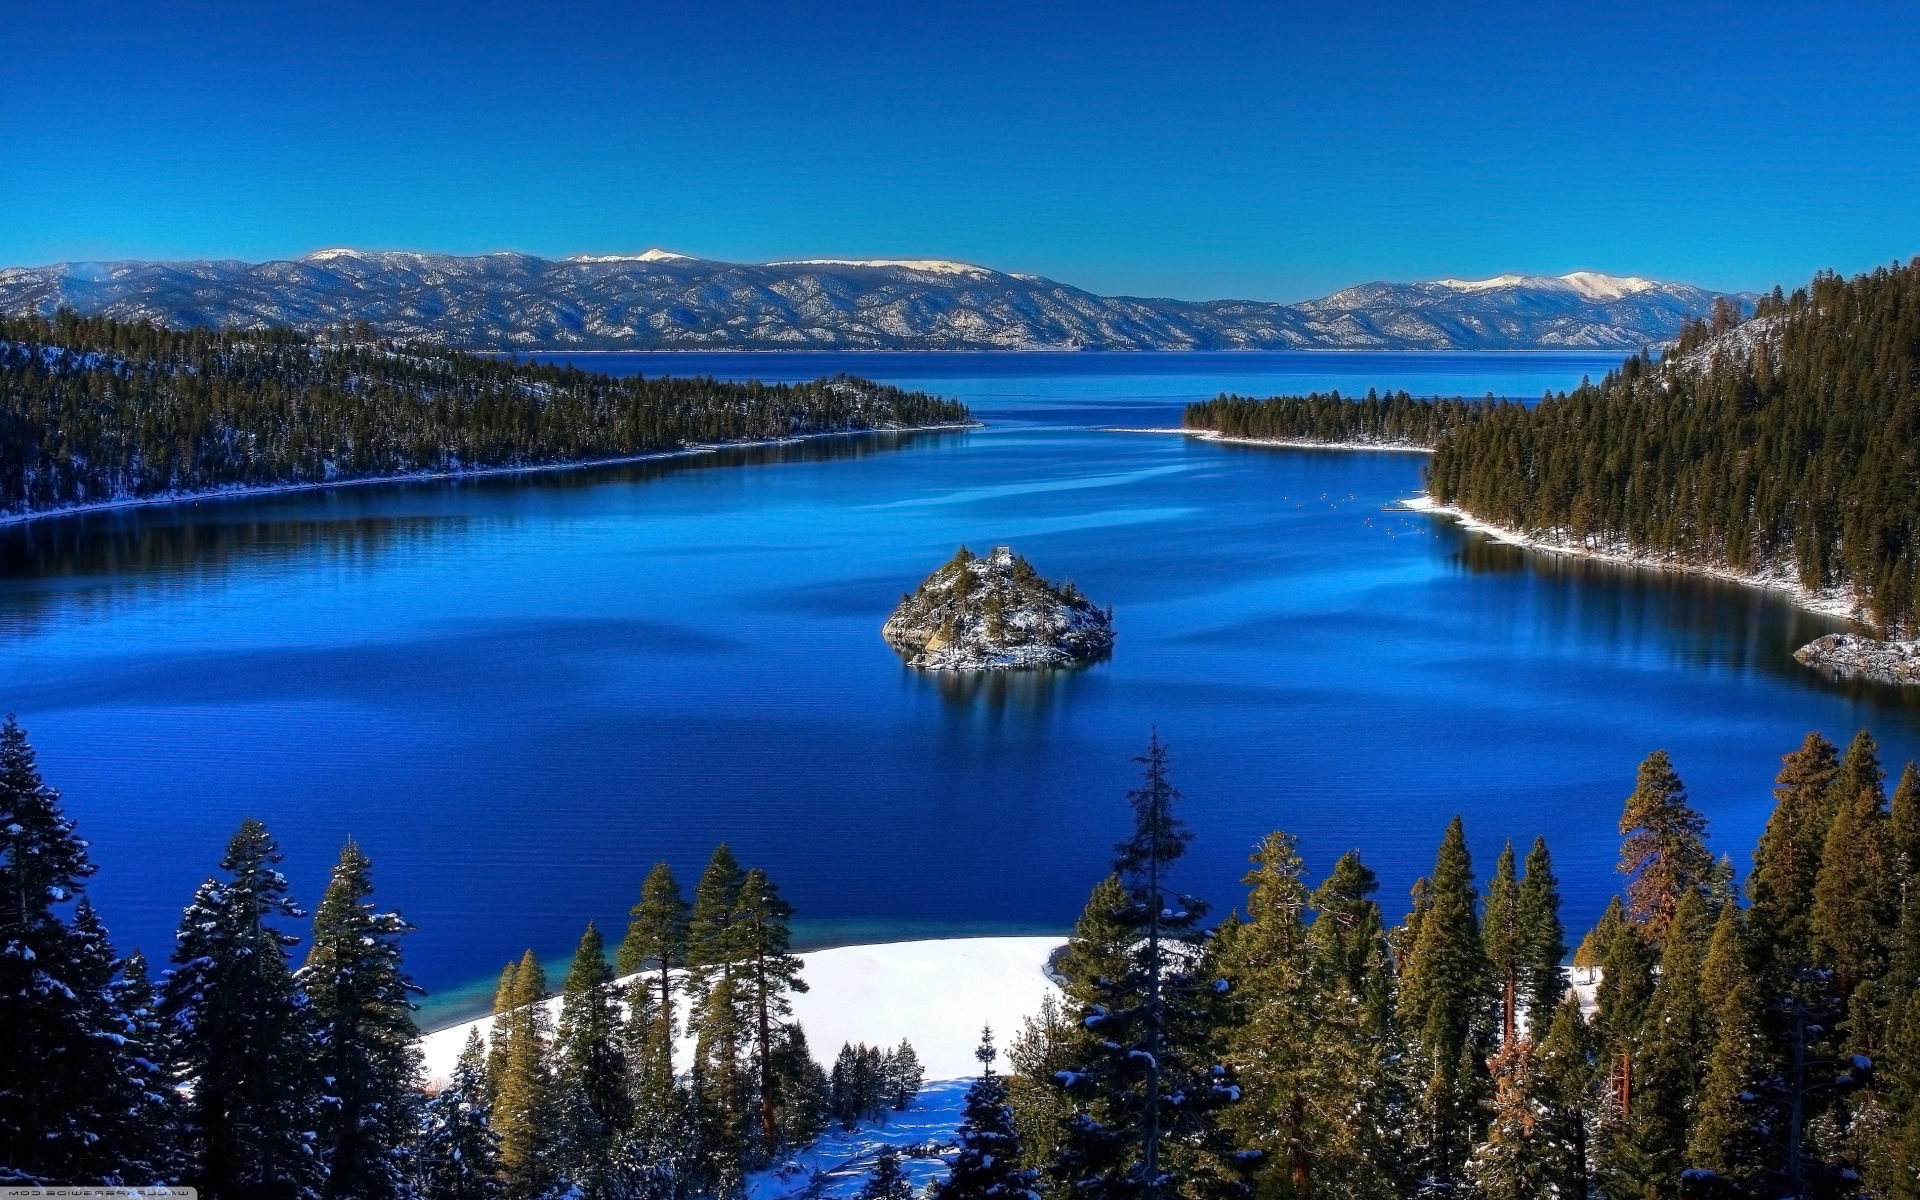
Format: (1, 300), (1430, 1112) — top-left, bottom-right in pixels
(615, 862), (688, 1107)
(930, 1028), (1039, 1200)
(1050, 732), (1253, 1198)
(301, 838), (423, 1200)
(736, 867), (807, 1155)
(162, 817), (323, 1200)
(0, 715), (151, 1184)
(862, 1148), (914, 1200)
(415, 1030), (501, 1200)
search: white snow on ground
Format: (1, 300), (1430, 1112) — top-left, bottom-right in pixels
(750, 1080), (971, 1200)
(418, 936), (1065, 1091)
(417, 936), (1065, 1197)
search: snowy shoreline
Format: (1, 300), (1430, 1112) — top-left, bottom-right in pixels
(0, 423), (981, 530)
(1103, 427), (1435, 453)
(1400, 494), (1863, 623)
(415, 935), (1066, 1091)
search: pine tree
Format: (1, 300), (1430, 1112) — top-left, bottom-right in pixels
(301, 839), (423, 1200)
(770, 1023), (830, 1148)
(1008, 991), (1079, 1194)
(1221, 831), (1318, 1197)
(491, 950), (554, 1200)
(162, 818), (322, 1200)
(485, 958), (518, 1104)
(930, 1028), (1039, 1200)
(735, 867), (807, 1156)
(688, 844), (750, 1196)
(615, 862), (689, 1108)
(887, 1039), (924, 1111)
(1050, 733), (1249, 1199)
(416, 1030), (502, 1200)
(1304, 852), (1400, 1197)
(1591, 899), (1654, 1176)
(1812, 731), (1896, 999)
(1396, 815), (1493, 1191)
(1534, 996), (1596, 1198)
(1484, 841), (1525, 1045)
(0, 715), (148, 1185)
(863, 1148), (914, 1200)
(1468, 1037), (1551, 1200)
(110, 946), (182, 1183)
(1618, 750), (1713, 944)
(1609, 892), (1712, 1199)
(1518, 837), (1568, 1037)
(554, 922), (630, 1200)
(1749, 733), (1841, 979)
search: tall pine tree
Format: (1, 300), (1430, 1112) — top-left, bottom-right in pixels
(555, 922), (630, 1200)
(616, 862), (689, 1109)
(415, 1029), (502, 1200)
(163, 818), (322, 1200)
(301, 839), (423, 1200)
(1618, 750), (1712, 945)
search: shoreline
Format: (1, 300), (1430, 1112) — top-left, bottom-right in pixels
(1401, 494), (1864, 623)
(0, 422), (981, 531)
(1104, 427), (1436, 453)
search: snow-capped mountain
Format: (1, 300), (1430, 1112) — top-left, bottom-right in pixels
(0, 250), (1744, 351)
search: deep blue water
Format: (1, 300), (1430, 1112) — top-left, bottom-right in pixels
(2, 350), (1915, 1027)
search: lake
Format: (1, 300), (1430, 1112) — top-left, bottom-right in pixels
(3, 350), (1914, 1027)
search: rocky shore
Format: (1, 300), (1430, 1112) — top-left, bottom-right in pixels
(882, 545), (1114, 670)
(1793, 634), (1920, 686)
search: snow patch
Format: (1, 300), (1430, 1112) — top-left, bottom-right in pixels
(769, 259), (996, 277)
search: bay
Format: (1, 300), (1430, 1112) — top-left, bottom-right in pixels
(2, 349), (1913, 1028)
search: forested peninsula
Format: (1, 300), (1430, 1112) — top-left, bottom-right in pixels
(1185, 259), (1920, 633)
(0, 313), (971, 523)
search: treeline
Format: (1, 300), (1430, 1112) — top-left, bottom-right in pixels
(969, 730), (1920, 1199)
(0, 311), (971, 519)
(1428, 259), (1920, 631)
(0, 714), (918, 1199)
(1183, 388), (1493, 446)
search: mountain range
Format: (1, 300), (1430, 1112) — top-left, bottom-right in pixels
(0, 249), (1747, 352)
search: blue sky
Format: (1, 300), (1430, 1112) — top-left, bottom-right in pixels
(3, 0), (1915, 300)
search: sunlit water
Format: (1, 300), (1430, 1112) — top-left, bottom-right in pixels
(2, 351), (1914, 1027)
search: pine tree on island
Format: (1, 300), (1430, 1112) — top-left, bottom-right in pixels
(162, 817), (324, 1200)
(300, 838), (423, 1200)
(930, 1027), (1039, 1200)
(415, 1029), (502, 1200)
(1050, 731), (1254, 1198)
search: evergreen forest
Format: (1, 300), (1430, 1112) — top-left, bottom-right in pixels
(0, 312), (971, 520)
(10, 710), (1920, 1198)
(1186, 259), (1920, 632)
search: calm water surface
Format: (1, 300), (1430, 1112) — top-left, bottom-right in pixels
(2, 351), (1915, 1026)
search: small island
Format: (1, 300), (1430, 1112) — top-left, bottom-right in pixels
(882, 545), (1114, 670)
(1794, 633), (1920, 686)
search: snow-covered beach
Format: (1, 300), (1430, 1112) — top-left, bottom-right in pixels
(415, 935), (1067, 1091)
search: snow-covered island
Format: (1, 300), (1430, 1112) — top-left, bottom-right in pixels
(881, 545), (1114, 670)
(1794, 633), (1920, 685)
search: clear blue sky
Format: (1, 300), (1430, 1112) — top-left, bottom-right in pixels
(3, 0), (1915, 301)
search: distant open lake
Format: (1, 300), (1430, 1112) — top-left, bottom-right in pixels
(3, 350), (1914, 1027)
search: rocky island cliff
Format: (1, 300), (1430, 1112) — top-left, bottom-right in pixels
(882, 546), (1114, 670)
(1794, 634), (1920, 686)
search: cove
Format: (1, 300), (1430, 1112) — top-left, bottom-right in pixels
(1, 350), (1914, 1029)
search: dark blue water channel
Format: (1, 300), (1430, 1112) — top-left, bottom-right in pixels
(2, 351), (1916, 1027)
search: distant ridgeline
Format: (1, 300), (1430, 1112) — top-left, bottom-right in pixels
(0, 312), (970, 520)
(1185, 259), (1920, 632)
